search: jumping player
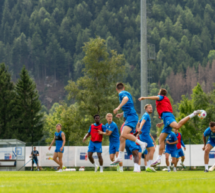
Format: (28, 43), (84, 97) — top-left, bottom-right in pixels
(98, 113), (123, 172)
(48, 124), (66, 172)
(165, 131), (178, 172)
(137, 104), (156, 172)
(139, 88), (201, 166)
(173, 129), (186, 167)
(202, 122), (215, 172)
(83, 115), (106, 173)
(112, 83), (147, 165)
(121, 122), (141, 172)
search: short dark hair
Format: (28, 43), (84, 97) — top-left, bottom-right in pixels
(159, 88), (167, 96)
(116, 82), (124, 90)
(209, 122), (215, 127)
(94, 114), (100, 119)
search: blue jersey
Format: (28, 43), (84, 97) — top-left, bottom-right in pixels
(55, 131), (64, 148)
(105, 122), (120, 143)
(165, 132), (177, 150)
(88, 123), (106, 133)
(119, 91), (136, 117)
(204, 127), (215, 143)
(139, 112), (151, 136)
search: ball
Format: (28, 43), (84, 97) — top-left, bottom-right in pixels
(198, 110), (207, 119)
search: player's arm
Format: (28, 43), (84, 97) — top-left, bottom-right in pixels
(181, 135), (186, 150)
(114, 96), (129, 114)
(83, 132), (90, 142)
(138, 96), (160, 101)
(116, 112), (124, 118)
(98, 130), (112, 136)
(137, 119), (146, 133)
(48, 137), (55, 150)
(60, 132), (66, 151)
(150, 134), (156, 147)
(202, 134), (207, 151)
(166, 139), (178, 145)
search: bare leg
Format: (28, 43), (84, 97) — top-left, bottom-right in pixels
(88, 152), (94, 164)
(58, 153), (63, 169)
(165, 153), (169, 166)
(205, 144), (213, 165)
(138, 152), (142, 165)
(133, 150), (139, 164)
(170, 118), (190, 130)
(115, 152), (123, 166)
(159, 133), (168, 155)
(148, 146), (155, 160)
(97, 153), (103, 166)
(172, 157), (177, 167)
(110, 154), (115, 162)
(53, 152), (60, 165)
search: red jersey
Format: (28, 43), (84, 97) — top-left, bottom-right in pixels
(156, 95), (173, 118)
(90, 124), (103, 142)
(176, 132), (185, 149)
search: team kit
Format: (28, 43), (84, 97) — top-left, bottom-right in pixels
(47, 83), (215, 173)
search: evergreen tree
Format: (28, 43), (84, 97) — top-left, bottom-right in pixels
(15, 66), (43, 143)
(0, 63), (17, 139)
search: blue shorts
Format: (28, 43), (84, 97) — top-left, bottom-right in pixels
(55, 147), (64, 153)
(176, 148), (184, 158)
(109, 142), (120, 154)
(88, 141), (102, 153)
(140, 135), (154, 148)
(141, 149), (148, 159)
(165, 148), (177, 158)
(161, 113), (176, 134)
(124, 114), (138, 133)
(207, 139), (215, 147)
(32, 157), (38, 165)
(125, 140), (141, 156)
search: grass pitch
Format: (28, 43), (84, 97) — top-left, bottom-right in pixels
(0, 171), (214, 193)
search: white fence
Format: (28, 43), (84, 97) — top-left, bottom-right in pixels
(25, 145), (215, 167)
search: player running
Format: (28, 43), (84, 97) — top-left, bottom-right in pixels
(165, 131), (178, 172)
(121, 122), (141, 172)
(111, 83), (147, 165)
(136, 104), (156, 172)
(138, 88), (201, 167)
(98, 113), (123, 172)
(48, 124), (66, 172)
(173, 129), (186, 167)
(83, 115), (106, 173)
(202, 122), (215, 172)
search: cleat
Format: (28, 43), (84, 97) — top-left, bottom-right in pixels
(146, 167), (156, 172)
(117, 164), (120, 172)
(95, 165), (99, 172)
(110, 158), (122, 166)
(168, 169), (171, 172)
(151, 159), (161, 167)
(209, 165), (215, 172)
(180, 162), (185, 168)
(162, 168), (168, 171)
(205, 169), (209, 173)
(56, 169), (63, 172)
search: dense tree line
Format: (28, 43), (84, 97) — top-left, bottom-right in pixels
(1, 0), (215, 110)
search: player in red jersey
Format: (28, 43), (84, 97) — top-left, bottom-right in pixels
(139, 88), (201, 167)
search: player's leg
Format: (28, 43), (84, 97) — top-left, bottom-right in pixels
(170, 110), (201, 130)
(132, 150), (140, 172)
(53, 152), (60, 165)
(115, 152), (123, 172)
(165, 153), (171, 172)
(97, 152), (103, 173)
(151, 133), (168, 167)
(110, 154), (115, 162)
(138, 152), (142, 166)
(58, 152), (63, 170)
(172, 157), (177, 172)
(204, 143), (213, 172)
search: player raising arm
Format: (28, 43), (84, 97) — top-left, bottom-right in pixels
(111, 83), (147, 165)
(202, 122), (215, 172)
(48, 124), (66, 172)
(139, 88), (201, 167)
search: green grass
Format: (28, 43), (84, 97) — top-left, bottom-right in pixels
(0, 171), (214, 193)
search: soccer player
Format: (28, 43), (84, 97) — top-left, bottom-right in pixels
(98, 113), (123, 172)
(202, 122), (215, 172)
(121, 122), (141, 172)
(112, 83), (147, 165)
(48, 123), (66, 172)
(138, 88), (201, 166)
(165, 131), (178, 172)
(83, 115), (106, 173)
(30, 147), (40, 171)
(173, 129), (186, 167)
(137, 104), (156, 172)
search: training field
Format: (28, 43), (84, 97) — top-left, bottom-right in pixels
(0, 171), (214, 193)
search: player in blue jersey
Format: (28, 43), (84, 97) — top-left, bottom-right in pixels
(137, 104), (156, 172)
(165, 131), (178, 172)
(48, 124), (66, 172)
(111, 83), (147, 165)
(83, 115), (106, 173)
(98, 113), (123, 172)
(139, 88), (201, 167)
(203, 122), (215, 172)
